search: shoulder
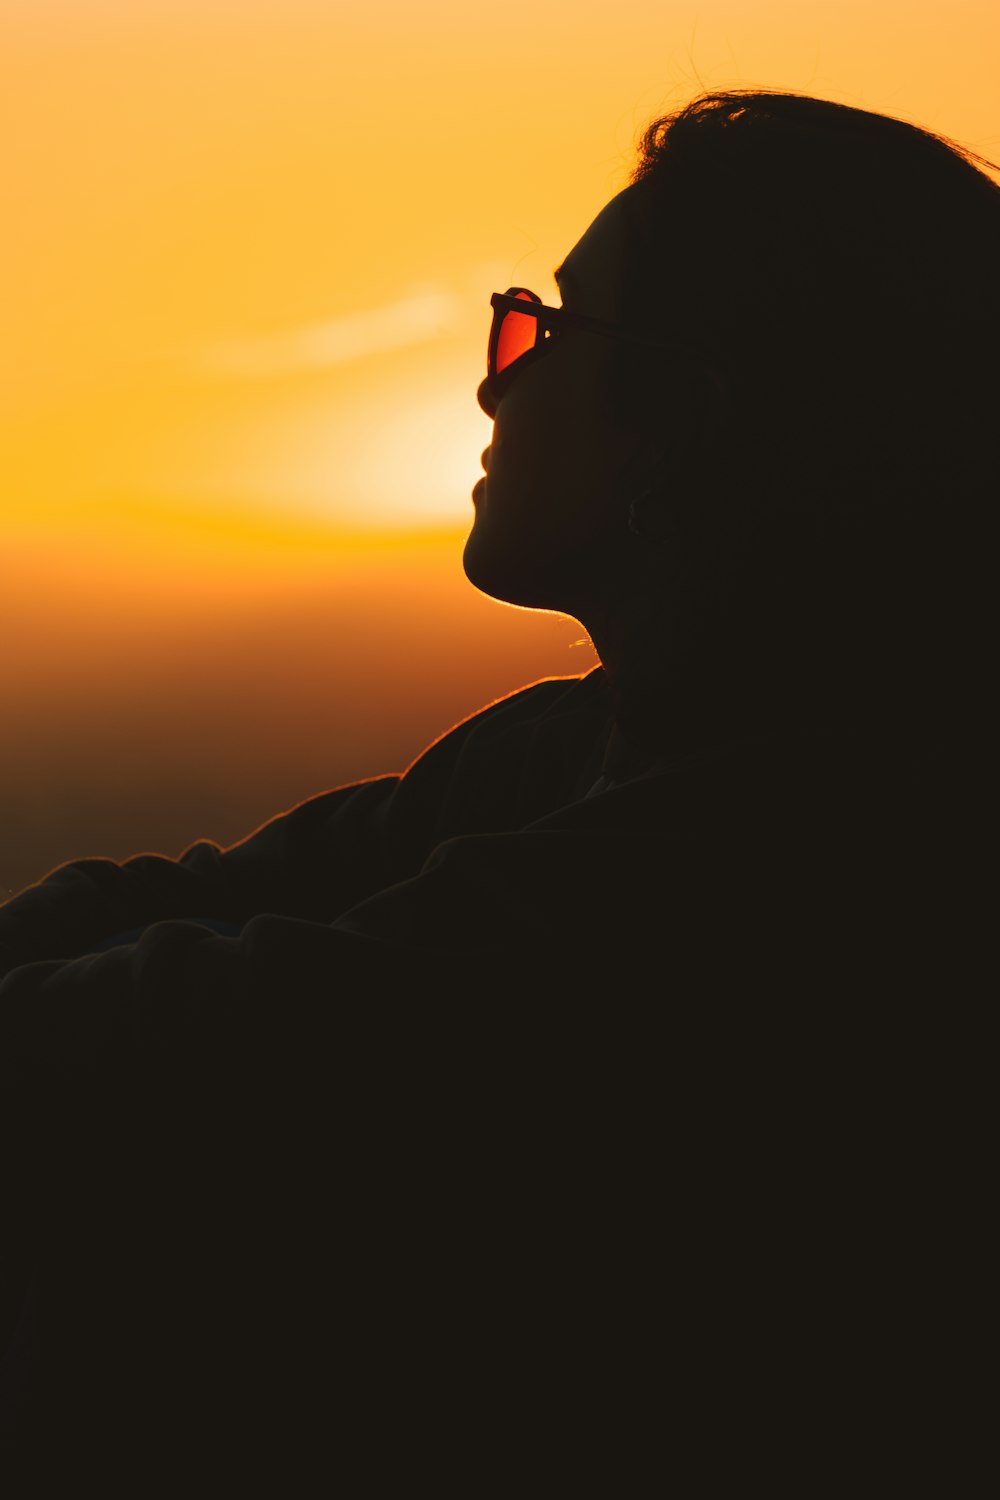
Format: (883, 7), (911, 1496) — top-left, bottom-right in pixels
(380, 668), (612, 845)
(408, 668), (610, 767)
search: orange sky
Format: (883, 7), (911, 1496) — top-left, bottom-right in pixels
(3, 0), (999, 896)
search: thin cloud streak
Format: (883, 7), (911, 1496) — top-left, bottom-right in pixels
(202, 284), (466, 377)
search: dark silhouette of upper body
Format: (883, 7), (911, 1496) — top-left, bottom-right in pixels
(1, 91), (995, 1481)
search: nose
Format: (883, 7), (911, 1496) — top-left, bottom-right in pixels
(477, 377), (498, 419)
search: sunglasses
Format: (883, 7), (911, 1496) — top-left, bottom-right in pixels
(487, 286), (705, 401)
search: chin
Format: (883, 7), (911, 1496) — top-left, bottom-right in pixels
(462, 523), (580, 616)
(462, 526), (526, 606)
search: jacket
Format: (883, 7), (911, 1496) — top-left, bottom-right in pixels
(0, 667), (979, 1478)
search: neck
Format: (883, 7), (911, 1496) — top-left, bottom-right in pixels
(586, 607), (751, 761)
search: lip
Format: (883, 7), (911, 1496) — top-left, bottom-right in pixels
(472, 478), (486, 503)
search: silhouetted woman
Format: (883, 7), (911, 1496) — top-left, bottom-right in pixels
(468, 89), (997, 776)
(2, 90), (997, 1481)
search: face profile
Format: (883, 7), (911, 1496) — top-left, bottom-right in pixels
(463, 187), (657, 621)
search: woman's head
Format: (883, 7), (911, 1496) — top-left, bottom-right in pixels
(468, 90), (1000, 747)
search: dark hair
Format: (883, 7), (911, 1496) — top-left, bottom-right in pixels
(614, 89), (1000, 742)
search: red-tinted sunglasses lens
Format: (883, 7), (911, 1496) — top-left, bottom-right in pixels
(495, 291), (540, 375)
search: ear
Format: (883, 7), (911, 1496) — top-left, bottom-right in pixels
(615, 434), (693, 504)
(611, 441), (672, 511)
(612, 359), (733, 515)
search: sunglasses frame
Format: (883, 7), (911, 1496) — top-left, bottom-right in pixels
(487, 286), (708, 401)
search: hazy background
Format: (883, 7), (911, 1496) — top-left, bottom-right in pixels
(3, 0), (998, 898)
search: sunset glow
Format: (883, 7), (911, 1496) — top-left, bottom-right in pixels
(3, 0), (998, 894)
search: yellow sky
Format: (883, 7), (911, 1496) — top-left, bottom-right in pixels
(4, 0), (998, 539)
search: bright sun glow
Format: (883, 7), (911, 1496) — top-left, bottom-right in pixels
(288, 382), (489, 530)
(137, 358), (491, 532)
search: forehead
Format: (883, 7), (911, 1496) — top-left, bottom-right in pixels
(556, 185), (642, 315)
